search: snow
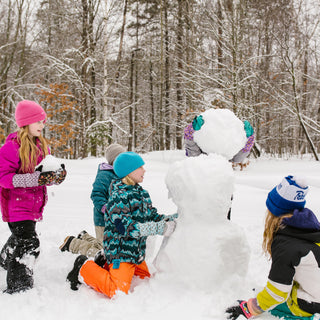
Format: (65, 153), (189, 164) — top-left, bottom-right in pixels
(36, 155), (63, 172)
(1, 152), (320, 320)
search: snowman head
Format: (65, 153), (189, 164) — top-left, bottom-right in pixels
(193, 109), (247, 159)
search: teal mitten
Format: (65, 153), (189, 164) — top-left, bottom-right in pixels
(192, 115), (204, 131)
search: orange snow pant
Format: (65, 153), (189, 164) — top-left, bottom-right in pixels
(79, 260), (151, 298)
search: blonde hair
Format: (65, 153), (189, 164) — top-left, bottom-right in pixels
(122, 175), (136, 186)
(17, 127), (49, 173)
(262, 210), (293, 257)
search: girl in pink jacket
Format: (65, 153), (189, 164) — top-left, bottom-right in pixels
(0, 100), (66, 294)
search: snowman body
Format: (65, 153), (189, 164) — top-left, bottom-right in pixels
(155, 109), (250, 291)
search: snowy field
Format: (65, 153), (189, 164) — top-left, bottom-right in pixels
(1, 150), (320, 320)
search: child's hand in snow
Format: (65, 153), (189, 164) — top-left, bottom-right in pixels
(163, 220), (176, 237)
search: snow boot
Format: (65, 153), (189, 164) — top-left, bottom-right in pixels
(4, 222), (40, 294)
(59, 236), (75, 252)
(67, 255), (88, 290)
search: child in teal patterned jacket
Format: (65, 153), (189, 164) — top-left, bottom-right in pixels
(66, 152), (178, 297)
(59, 144), (125, 257)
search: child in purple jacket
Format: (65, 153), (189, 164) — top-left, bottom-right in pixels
(0, 100), (66, 294)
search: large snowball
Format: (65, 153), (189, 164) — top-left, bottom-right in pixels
(193, 109), (247, 159)
(36, 155), (62, 172)
(165, 153), (234, 224)
(155, 221), (250, 291)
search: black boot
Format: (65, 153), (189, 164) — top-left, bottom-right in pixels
(67, 255), (88, 290)
(5, 221), (39, 294)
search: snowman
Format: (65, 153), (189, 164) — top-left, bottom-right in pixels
(154, 108), (251, 292)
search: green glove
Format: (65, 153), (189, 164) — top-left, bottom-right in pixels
(244, 120), (254, 137)
(192, 115), (204, 131)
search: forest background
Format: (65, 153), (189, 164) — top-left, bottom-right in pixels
(1, 0), (320, 160)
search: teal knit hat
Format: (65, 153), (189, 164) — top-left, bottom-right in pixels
(113, 152), (145, 178)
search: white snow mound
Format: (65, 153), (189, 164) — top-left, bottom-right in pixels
(156, 153), (250, 291)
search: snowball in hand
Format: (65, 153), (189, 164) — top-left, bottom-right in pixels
(193, 108), (247, 159)
(36, 155), (63, 172)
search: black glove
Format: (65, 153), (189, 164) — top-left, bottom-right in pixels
(36, 165), (43, 172)
(54, 164), (67, 185)
(226, 300), (252, 320)
(38, 171), (56, 186)
(94, 249), (107, 268)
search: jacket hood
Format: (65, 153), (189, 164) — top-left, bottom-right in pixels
(278, 208), (320, 243)
(99, 162), (113, 171)
(5, 131), (18, 143)
(283, 208), (320, 230)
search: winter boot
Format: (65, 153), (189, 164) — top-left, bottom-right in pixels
(67, 255), (88, 290)
(5, 235), (40, 294)
(59, 236), (75, 252)
(5, 263), (34, 294)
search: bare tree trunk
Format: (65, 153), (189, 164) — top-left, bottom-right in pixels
(110, 0), (128, 141)
(133, 2), (140, 150)
(164, 0), (170, 150)
(175, 0), (184, 150)
(289, 59), (319, 160)
(80, 0), (89, 158)
(159, 0), (164, 150)
(217, 0), (223, 78)
(128, 50), (134, 151)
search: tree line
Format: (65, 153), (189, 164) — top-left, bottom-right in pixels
(1, 0), (320, 160)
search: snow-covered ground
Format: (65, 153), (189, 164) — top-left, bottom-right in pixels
(1, 150), (320, 320)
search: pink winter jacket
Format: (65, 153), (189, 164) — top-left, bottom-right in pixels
(0, 132), (48, 222)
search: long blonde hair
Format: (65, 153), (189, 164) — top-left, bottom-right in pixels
(122, 175), (136, 186)
(262, 210), (293, 257)
(17, 127), (49, 173)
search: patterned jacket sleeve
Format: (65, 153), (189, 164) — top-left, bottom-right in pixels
(183, 122), (206, 157)
(241, 135), (255, 153)
(12, 172), (40, 188)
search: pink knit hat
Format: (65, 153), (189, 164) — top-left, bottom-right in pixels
(15, 100), (47, 127)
